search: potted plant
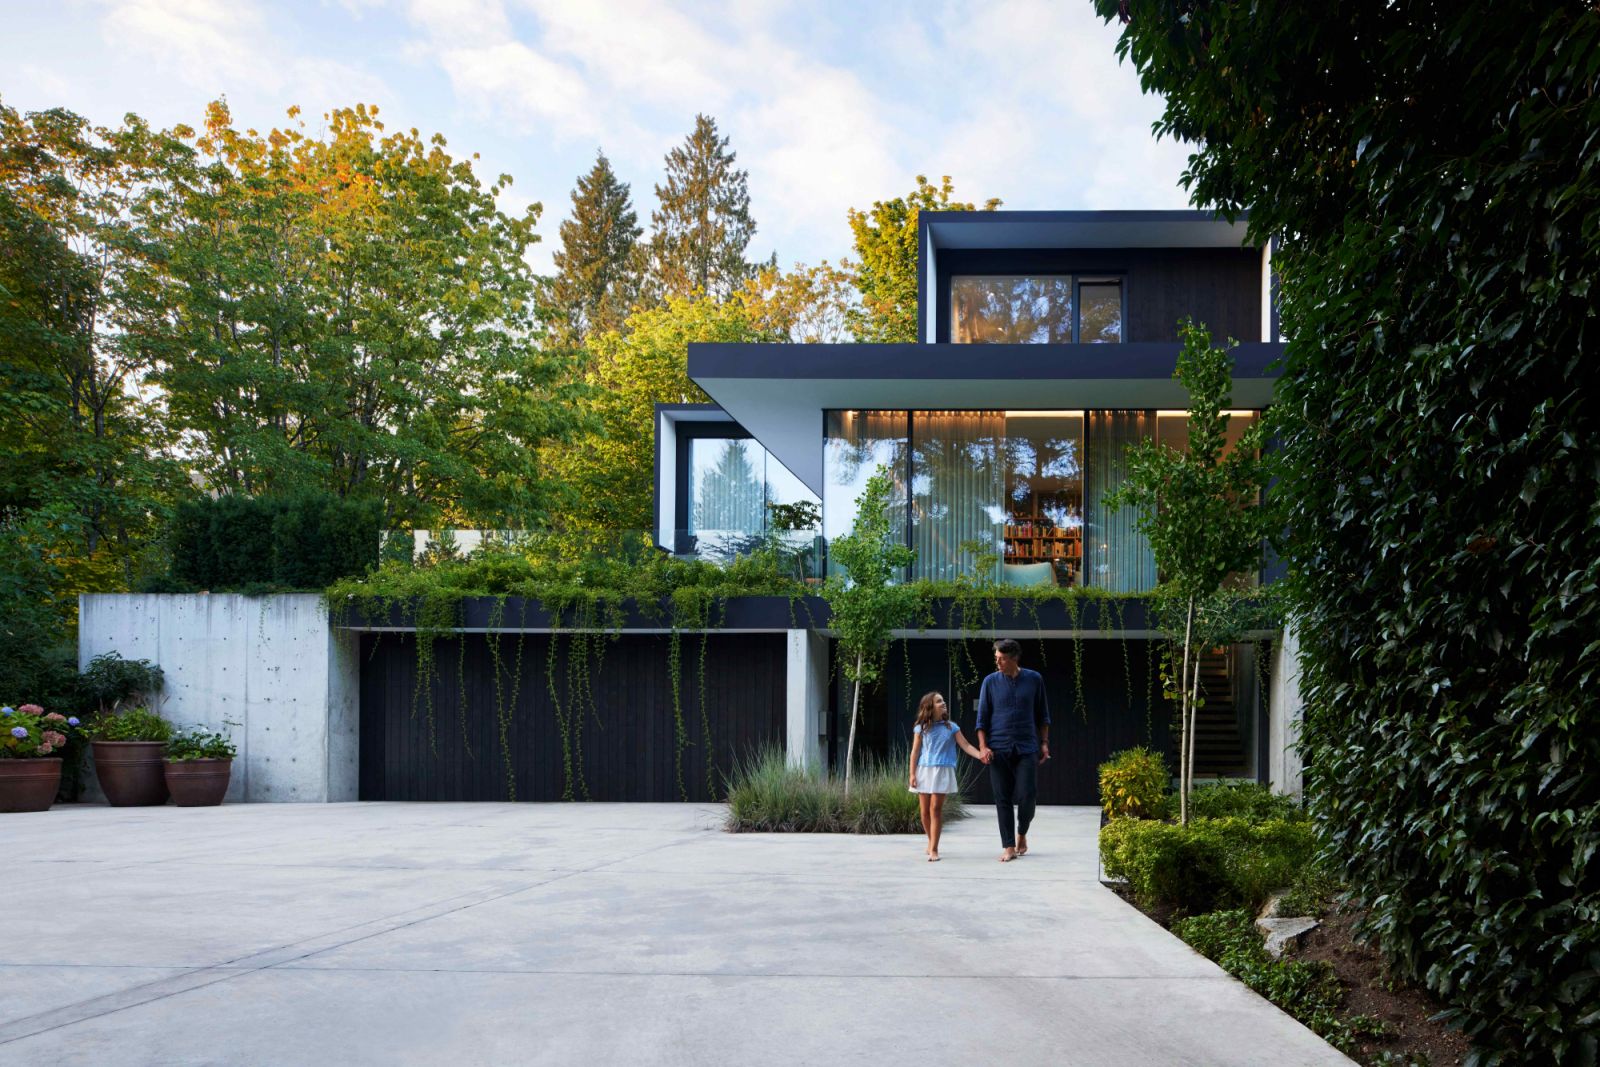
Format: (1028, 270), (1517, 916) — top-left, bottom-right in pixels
(164, 726), (238, 806)
(0, 704), (79, 813)
(90, 706), (174, 806)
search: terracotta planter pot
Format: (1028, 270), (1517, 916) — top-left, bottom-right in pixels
(93, 740), (170, 806)
(164, 759), (232, 807)
(0, 758), (63, 813)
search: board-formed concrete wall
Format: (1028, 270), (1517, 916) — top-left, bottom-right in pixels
(78, 594), (358, 803)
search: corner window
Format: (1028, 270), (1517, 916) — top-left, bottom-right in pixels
(950, 275), (1123, 343)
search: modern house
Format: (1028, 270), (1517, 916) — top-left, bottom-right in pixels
(654, 210), (1292, 802)
(78, 211), (1305, 807)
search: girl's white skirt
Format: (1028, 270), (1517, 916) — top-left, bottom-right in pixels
(909, 765), (958, 794)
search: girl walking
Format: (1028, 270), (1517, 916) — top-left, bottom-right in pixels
(908, 691), (985, 861)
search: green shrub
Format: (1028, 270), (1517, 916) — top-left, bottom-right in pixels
(166, 726), (238, 761)
(168, 493), (379, 591)
(1098, 746), (1170, 820)
(1274, 859), (1343, 919)
(1100, 816), (1316, 914)
(89, 705), (172, 743)
(725, 748), (965, 834)
(1173, 909), (1356, 1053)
(1163, 779), (1305, 823)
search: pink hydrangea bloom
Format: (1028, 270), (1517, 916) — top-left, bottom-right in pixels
(42, 731), (67, 747)
(38, 743), (54, 755)
(44, 712), (67, 722)
(18, 704), (43, 715)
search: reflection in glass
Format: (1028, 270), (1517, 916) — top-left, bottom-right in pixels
(1078, 281), (1123, 343)
(1000, 412), (1084, 586)
(823, 411), (910, 577)
(911, 412), (1004, 583)
(951, 276), (1074, 343)
(1084, 410), (1156, 591)
(687, 437), (820, 562)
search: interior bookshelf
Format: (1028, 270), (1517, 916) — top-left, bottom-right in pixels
(1002, 517), (1082, 585)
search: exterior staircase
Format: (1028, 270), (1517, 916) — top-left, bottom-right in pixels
(1191, 647), (1248, 777)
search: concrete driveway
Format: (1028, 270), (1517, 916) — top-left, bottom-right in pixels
(3, 802), (1350, 1066)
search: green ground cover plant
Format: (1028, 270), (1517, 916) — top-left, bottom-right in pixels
(725, 747), (966, 834)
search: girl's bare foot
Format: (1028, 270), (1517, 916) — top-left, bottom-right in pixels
(998, 847), (1017, 862)
(928, 852), (941, 862)
(1016, 835), (1029, 857)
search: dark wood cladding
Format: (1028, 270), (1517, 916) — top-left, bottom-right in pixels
(359, 632), (786, 802)
(936, 248), (1263, 344)
(870, 637), (1175, 806)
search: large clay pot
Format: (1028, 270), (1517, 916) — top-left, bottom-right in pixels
(164, 759), (232, 806)
(0, 758), (63, 813)
(93, 740), (169, 806)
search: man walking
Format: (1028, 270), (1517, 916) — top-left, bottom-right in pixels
(975, 638), (1051, 862)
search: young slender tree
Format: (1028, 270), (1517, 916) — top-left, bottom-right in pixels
(1105, 320), (1275, 824)
(825, 466), (917, 796)
(548, 150), (642, 343)
(648, 114), (760, 301)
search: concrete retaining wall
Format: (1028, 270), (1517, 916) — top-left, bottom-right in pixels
(78, 594), (359, 803)
(1267, 623), (1305, 798)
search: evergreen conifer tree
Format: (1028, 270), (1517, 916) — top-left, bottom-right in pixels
(648, 114), (761, 301)
(548, 151), (642, 341)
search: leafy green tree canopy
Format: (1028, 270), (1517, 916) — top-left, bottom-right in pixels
(846, 175), (999, 343)
(548, 150), (642, 343)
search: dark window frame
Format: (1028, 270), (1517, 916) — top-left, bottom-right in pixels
(942, 271), (1128, 344)
(675, 421), (752, 551)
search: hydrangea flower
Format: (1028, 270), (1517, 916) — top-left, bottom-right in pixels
(9, 726), (27, 739)
(44, 712), (66, 722)
(38, 743), (54, 755)
(42, 731), (66, 747)
(67, 717), (81, 727)
(1, 707), (13, 716)
(18, 704), (43, 715)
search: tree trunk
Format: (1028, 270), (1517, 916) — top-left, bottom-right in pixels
(1187, 642), (1204, 826)
(843, 652), (863, 797)
(1180, 596), (1196, 826)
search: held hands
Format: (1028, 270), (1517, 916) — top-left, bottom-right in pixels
(978, 746), (993, 765)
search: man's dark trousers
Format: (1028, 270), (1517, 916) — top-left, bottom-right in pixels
(989, 750), (1037, 849)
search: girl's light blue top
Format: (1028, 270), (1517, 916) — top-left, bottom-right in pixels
(915, 721), (961, 768)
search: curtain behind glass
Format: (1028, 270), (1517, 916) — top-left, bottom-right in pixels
(823, 411), (910, 578)
(1085, 410), (1157, 592)
(911, 411), (1004, 582)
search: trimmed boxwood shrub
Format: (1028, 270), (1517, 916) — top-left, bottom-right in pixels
(1100, 815), (1315, 915)
(168, 493), (380, 591)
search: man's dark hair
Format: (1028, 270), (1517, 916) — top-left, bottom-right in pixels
(994, 638), (1021, 659)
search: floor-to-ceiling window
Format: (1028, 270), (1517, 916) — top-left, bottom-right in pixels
(823, 410), (909, 577)
(681, 427), (819, 561)
(910, 411), (1004, 583)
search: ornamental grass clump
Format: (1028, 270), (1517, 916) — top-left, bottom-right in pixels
(724, 747), (965, 834)
(1, 704), (79, 758)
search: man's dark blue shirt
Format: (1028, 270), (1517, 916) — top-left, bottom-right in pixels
(975, 668), (1050, 754)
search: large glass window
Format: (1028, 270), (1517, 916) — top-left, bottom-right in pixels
(951, 275), (1123, 343)
(910, 412), (1004, 582)
(1000, 412), (1084, 586)
(684, 434), (818, 559)
(1084, 411), (1157, 591)
(823, 410), (910, 576)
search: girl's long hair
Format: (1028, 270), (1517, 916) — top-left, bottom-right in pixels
(915, 691), (950, 736)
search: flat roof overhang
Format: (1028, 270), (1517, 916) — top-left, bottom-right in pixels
(688, 341), (1284, 496)
(919, 209), (1254, 251)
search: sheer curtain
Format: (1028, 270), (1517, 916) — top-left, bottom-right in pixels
(1085, 410), (1157, 592)
(911, 411), (1004, 583)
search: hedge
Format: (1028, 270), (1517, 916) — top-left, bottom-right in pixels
(169, 493), (380, 591)
(1099, 815), (1315, 915)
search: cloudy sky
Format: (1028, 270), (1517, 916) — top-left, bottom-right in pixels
(3, 0), (1196, 273)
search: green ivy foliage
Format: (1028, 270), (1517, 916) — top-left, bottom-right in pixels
(1096, 2), (1600, 1057)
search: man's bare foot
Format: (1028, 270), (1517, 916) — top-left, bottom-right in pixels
(1016, 835), (1029, 857)
(998, 847), (1017, 862)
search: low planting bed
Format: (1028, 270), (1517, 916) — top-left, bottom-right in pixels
(1097, 751), (1471, 1066)
(725, 748), (967, 834)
